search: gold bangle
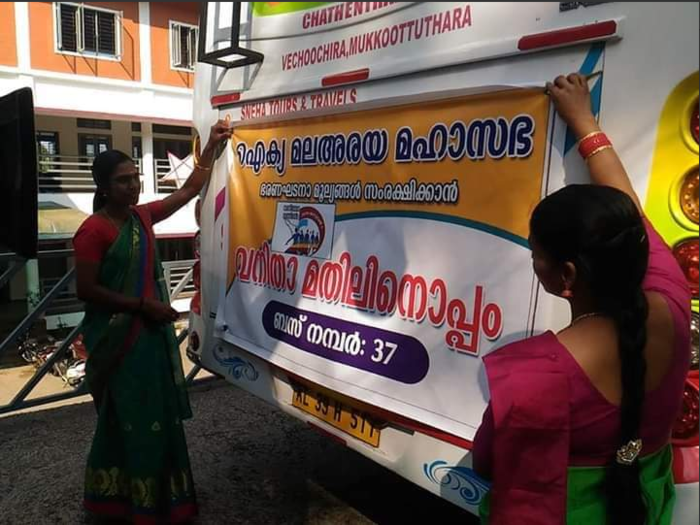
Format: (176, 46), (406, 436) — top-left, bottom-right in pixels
(584, 144), (613, 161)
(195, 163), (212, 171)
(577, 131), (603, 145)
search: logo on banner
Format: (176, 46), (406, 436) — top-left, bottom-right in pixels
(271, 202), (335, 259)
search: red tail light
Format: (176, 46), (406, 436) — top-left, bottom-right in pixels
(672, 372), (700, 446)
(193, 260), (201, 291)
(190, 291), (201, 315)
(673, 239), (699, 297)
(680, 168), (699, 224)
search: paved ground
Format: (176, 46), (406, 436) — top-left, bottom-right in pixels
(0, 379), (477, 524)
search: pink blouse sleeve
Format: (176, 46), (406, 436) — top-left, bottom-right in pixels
(642, 218), (691, 322)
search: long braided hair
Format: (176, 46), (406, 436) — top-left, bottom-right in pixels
(530, 185), (650, 525)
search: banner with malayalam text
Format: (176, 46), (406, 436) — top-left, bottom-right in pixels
(221, 88), (558, 438)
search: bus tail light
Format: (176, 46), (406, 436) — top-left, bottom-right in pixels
(679, 168), (699, 224)
(672, 372), (700, 446)
(673, 239), (699, 297)
(191, 292), (201, 316)
(193, 261), (201, 291)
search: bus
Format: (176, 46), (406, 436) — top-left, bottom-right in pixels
(189, 2), (699, 519)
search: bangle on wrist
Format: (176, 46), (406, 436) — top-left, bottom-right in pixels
(195, 163), (212, 171)
(578, 131), (612, 160)
(584, 144), (613, 161)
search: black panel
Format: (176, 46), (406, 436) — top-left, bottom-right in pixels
(0, 88), (38, 258)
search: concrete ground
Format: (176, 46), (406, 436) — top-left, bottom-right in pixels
(0, 315), (476, 524)
(0, 379), (477, 525)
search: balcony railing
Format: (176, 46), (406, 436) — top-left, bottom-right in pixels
(38, 156), (185, 195)
(39, 156), (97, 193)
(38, 155), (144, 193)
(154, 159), (179, 194)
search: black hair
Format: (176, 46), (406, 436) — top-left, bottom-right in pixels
(530, 185), (650, 525)
(91, 150), (132, 212)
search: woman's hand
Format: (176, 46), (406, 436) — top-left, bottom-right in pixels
(158, 119), (232, 221)
(140, 297), (179, 324)
(547, 73), (598, 139)
(547, 72), (642, 211)
(201, 120), (233, 162)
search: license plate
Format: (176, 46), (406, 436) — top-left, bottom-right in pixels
(291, 384), (381, 447)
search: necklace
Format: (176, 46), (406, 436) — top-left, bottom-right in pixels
(100, 209), (121, 231)
(570, 312), (603, 326)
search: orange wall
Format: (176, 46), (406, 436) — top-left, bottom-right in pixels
(0, 3), (17, 67)
(150, 2), (198, 88)
(29, 1), (141, 81)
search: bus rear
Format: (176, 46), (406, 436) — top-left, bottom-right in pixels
(189, 2), (699, 518)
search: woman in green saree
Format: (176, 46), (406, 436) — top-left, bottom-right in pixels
(73, 121), (231, 524)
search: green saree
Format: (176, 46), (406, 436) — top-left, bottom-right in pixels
(81, 206), (197, 524)
(479, 444), (676, 524)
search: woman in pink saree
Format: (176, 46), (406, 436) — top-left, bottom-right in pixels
(473, 74), (691, 524)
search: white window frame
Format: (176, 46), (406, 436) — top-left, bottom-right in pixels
(53, 2), (122, 61)
(169, 20), (198, 73)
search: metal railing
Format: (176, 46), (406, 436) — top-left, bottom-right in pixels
(0, 251), (204, 416)
(38, 156), (143, 193)
(154, 159), (178, 194)
(37, 155), (180, 195)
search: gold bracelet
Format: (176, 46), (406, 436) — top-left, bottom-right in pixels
(577, 131), (603, 145)
(195, 162), (212, 171)
(584, 144), (613, 161)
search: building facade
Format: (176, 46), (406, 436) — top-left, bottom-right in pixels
(0, 2), (200, 325)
